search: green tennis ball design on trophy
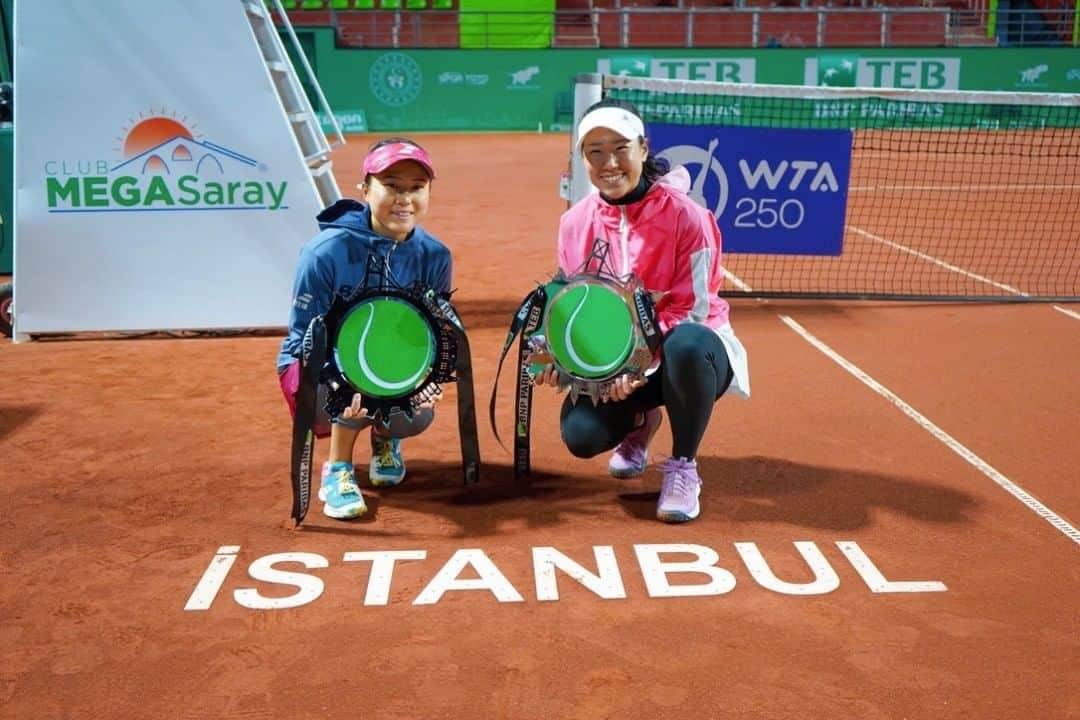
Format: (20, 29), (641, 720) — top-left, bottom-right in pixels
(546, 284), (635, 379)
(334, 298), (436, 398)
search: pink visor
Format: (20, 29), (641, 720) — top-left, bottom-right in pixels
(361, 142), (436, 179)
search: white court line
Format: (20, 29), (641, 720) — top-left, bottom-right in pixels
(722, 268), (754, 293)
(848, 225), (1030, 297)
(850, 184), (1080, 192)
(779, 314), (1080, 547)
(1053, 305), (1080, 321)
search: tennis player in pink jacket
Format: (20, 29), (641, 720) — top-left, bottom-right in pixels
(534, 100), (750, 523)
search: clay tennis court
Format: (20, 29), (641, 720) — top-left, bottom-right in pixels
(1, 132), (1077, 720)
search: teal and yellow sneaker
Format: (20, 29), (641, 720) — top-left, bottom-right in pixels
(318, 461), (367, 519)
(370, 433), (406, 487)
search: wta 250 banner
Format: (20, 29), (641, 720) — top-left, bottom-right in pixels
(649, 124), (853, 256)
(13, 1), (327, 335)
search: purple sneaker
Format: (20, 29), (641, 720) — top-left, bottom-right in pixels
(656, 456), (701, 523)
(608, 408), (662, 478)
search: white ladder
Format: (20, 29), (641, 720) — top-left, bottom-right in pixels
(242, 0), (344, 208)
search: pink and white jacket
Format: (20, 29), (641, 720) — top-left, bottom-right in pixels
(558, 167), (728, 335)
(557, 166), (750, 398)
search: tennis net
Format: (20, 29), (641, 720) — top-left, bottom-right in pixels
(570, 74), (1080, 301)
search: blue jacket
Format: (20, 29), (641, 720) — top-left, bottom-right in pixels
(276, 199), (452, 371)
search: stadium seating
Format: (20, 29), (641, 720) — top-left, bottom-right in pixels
(278, 0), (1060, 48)
(281, 0), (457, 8)
(1024, 0), (1073, 42)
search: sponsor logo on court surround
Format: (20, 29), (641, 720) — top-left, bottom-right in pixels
(1016, 63), (1049, 87)
(598, 55), (757, 83)
(370, 52), (424, 106)
(43, 110), (289, 213)
(507, 65), (542, 90)
(806, 54), (961, 89)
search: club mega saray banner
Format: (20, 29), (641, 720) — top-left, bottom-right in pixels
(14, 1), (325, 335)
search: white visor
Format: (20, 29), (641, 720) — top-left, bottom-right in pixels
(575, 107), (645, 151)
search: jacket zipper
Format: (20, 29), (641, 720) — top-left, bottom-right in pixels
(386, 241), (398, 283)
(619, 206), (630, 276)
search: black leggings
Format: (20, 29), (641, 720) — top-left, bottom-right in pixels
(560, 322), (734, 460)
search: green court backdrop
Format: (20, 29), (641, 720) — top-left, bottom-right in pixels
(458, 0), (555, 48)
(292, 29), (1080, 131)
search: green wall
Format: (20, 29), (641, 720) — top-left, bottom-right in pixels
(458, 0), (555, 49)
(298, 32), (1080, 131)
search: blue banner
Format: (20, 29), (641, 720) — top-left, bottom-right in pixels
(649, 124), (854, 255)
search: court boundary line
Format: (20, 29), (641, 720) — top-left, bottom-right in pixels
(848, 225), (1031, 297)
(779, 314), (1080, 547)
(726, 229), (1075, 307)
(722, 268), (753, 293)
(1052, 305), (1080, 321)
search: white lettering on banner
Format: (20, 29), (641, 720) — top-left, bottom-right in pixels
(184, 541), (947, 611)
(739, 160), (840, 193)
(804, 57), (960, 89)
(597, 57), (756, 83)
(655, 59), (751, 83)
(812, 100), (945, 121)
(233, 553), (328, 610)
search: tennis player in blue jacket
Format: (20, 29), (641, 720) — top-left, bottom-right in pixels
(277, 138), (451, 519)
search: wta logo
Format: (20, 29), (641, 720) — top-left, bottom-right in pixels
(657, 139), (842, 220)
(657, 140), (730, 217)
(650, 124), (853, 256)
(44, 110), (289, 213)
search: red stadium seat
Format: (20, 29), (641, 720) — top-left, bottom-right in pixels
(757, 11), (818, 47)
(691, 12), (755, 46)
(889, 11), (948, 45)
(626, 11), (686, 46)
(823, 11), (883, 46)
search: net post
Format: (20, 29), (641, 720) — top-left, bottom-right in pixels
(569, 73), (602, 206)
